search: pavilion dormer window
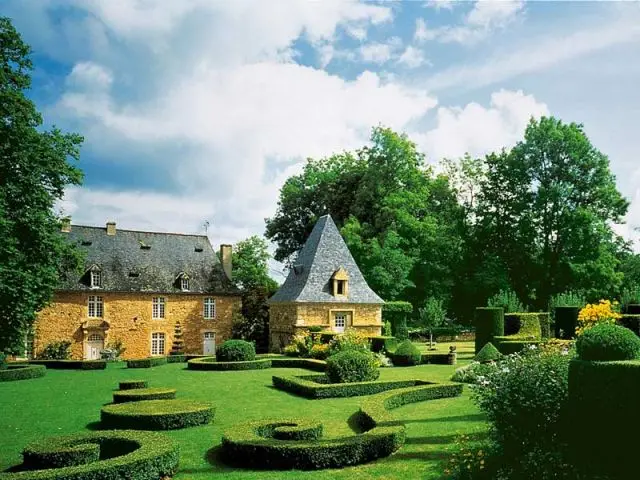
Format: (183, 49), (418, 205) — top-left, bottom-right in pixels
(331, 268), (349, 297)
(175, 272), (190, 291)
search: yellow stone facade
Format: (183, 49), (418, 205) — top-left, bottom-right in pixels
(35, 292), (241, 359)
(269, 302), (382, 351)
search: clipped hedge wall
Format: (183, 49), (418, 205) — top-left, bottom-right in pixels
(270, 358), (327, 371)
(221, 382), (462, 470)
(0, 430), (178, 480)
(619, 314), (640, 335)
(568, 359), (640, 476)
(555, 306), (579, 339)
(101, 399), (214, 430)
(494, 340), (542, 355)
(369, 336), (398, 354)
(119, 380), (148, 390)
(383, 301), (412, 341)
(474, 307), (504, 353)
(272, 374), (430, 399)
(187, 357), (272, 371)
(0, 364), (46, 382)
(502, 312), (547, 340)
(113, 388), (177, 404)
(23, 442), (99, 469)
(166, 355), (186, 363)
(29, 360), (107, 370)
(420, 353), (456, 365)
(126, 357), (167, 369)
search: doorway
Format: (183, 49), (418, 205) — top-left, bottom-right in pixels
(334, 312), (348, 333)
(203, 332), (216, 355)
(85, 333), (104, 360)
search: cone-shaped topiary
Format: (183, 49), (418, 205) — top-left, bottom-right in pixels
(576, 323), (640, 361)
(474, 342), (502, 363)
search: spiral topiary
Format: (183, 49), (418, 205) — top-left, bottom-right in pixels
(576, 323), (640, 361)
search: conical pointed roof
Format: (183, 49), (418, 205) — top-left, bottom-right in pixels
(269, 215), (384, 304)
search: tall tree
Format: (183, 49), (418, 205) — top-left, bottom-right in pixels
(265, 127), (465, 309)
(474, 116), (629, 309)
(0, 18), (84, 353)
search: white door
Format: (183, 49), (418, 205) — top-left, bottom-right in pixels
(86, 333), (104, 360)
(334, 313), (347, 333)
(203, 332), (216, 355)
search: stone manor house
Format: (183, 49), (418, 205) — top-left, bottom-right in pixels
(33, 221), (241, 360)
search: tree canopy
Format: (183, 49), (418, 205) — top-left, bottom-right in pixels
(0, 17), (84, 353)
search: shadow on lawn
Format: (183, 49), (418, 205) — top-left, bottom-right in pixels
(401, 413), (486, 424)
(85, 421), (105, 431)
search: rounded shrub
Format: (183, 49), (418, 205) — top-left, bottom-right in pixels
(576, 323), (640, 361)
(113, 387), (177, 403)
(0, 364), (46, 382)
(1, 430), (178, 480)
(119, 380), (148, 390)
(101, 399), (215, 430)
(216, 340), (256, 362)
(391, 340), (421, 366)
(475, 307), (505, 353)
(326, 350), (380, 384)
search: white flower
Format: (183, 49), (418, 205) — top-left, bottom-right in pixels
(528, 344), (537, 350)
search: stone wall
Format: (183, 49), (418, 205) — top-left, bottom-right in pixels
(35, 292), (241, 359)
(269, 302), (382, 351)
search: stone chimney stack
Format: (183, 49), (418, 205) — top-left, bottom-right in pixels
(61, 217), (71, 233)
(220, 244), (232, 281)
(106, 221), (116, 236)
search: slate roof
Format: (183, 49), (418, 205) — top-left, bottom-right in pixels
(269, 215), (384, 304)
(58, 225), (239, 295)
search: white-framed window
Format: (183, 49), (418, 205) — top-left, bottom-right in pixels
(152, 297), (166, 319)
(335, 313), (346, 329)
(87, 333), (103, 342)
(90, 270), (102, 288)
(203, 297), (216, 319)
(24, 333), (34, 359)
(181, 277), (189, 291)
(88, 295), (104, 318)
(151, 332), (165, 356)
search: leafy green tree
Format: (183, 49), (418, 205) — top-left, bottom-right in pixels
(418, 298), (447, 350)
(474, 116), (629, 309)
(0, 18), (84, 353)
(231, 236), (279, 352)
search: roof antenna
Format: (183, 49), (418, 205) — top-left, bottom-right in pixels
(203, 220), (210, 236)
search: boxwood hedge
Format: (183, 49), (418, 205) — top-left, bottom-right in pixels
(112, 388), (177, 403)
(166, 355), (186, 363)
(101, 399), (214, 430)
(221, 382), (462, 470)
(475, 307), (504, 353)
(118, 380), (148, 390)
(23, 442), (99, 469)
(126, 357), (167, 369)
(29, 360), (106, 370)
(369, 336), (398, 354)
(270, 358), (327, 371)
(494, 340), (542, 355)
(187, 357), (272, 371)
(0, 365), (46, 382)
(272, 374), (433, 399)
(420, 353), (456, 365)
(568, 359), (640, 476)
(0, 430), (178, 480)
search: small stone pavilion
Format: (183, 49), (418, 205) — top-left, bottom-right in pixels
(268, 214), (384, 351)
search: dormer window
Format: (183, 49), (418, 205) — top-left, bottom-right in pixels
(331, 268), (349, 297)
(175, 273), (190, 291)
(91, 270), (102, 288)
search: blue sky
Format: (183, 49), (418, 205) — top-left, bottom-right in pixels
(3, 0), (640, 273)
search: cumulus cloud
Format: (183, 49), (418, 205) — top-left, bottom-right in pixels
(397, 46), (430, 69)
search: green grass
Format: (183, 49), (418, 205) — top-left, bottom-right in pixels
(0, 355), (486, 479)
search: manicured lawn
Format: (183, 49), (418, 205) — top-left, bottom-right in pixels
(416, 340), (476, 361)
(0, 355), (485, 479)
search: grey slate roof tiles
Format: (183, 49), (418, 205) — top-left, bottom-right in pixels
(269, 215), (384, 304)
(59, 225), (239, 295)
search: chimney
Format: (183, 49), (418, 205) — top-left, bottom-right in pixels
(61, 217), (71, 233)
(106, 221), (116, 236)
(220, 244), (232, 281)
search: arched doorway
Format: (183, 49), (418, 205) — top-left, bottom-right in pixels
(85, 333), (104, 360)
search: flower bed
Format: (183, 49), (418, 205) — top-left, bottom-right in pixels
(101, 399), (215, 430)
(0, 430), (178, 480)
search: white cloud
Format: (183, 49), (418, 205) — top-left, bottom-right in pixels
(397, 46), (430, 69)
(424, 0), (457, 10)
(359, 37), (403, 64)
(425, 11), (640, 91)
(414, 18), (438, 43)
(417, 89), (549, 161)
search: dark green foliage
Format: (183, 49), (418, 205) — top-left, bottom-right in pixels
(554, 306), (580, 339)
(126, 357), (167, 368)
(420, 353), (455, 365)
(270, 358), (327, 371)
(0, 364), (45, 382)
(270, 420), (323, 441)
(474, 342), (502, 363)
(0, 352), (6, 370)
(568, 359), (640, 477)
(0, 18), (85, 353)
(29, 359), (106, 370)
(101, 399), (215, 430)
(494, 340), (542, 355)
(326, 350), (379, 384)
(222, 383), (462, 470)
(23, 442), (99, 469)
(1, 430), (178, 480)
(319, 332), (340, 344)
(165, 354), (186, 363)
(390, 340), (421, 366)
(113, 388), (177, 403)
(216, 339), (256, 362)
(619, 314), (640, 335)
(119, 380), (148, 390)
(539, 313), (551, 339)
(38, 341), (72, 360)
(307, 326), (324, 333)
(626, 304), (640, 314)
(474, 307), (504, 353)
(369, 336), (397, 354)
(383, 301), (412, 340)
(272, 374), (426, 399)
(575, 323), (640, 361)
(188, 357), (271, 371)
